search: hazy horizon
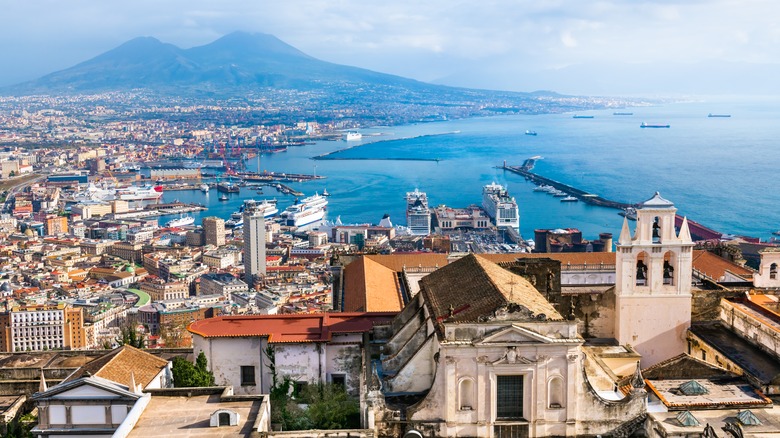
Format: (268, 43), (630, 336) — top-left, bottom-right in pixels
(2, 0), (779, 96)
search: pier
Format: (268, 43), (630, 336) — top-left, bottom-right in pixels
(503, 159), (727, 241)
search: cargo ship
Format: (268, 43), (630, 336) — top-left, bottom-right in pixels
(217, 182), (240, 193)
(573, 115), (595, 119)
(640, 122), (670, 128)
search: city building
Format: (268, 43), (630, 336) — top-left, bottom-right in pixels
(0, 304), (86, 352)
(139, 277), (188, 302)
(202, 216), (226, 247)
(243, 200), (266, 285)
(199, 272), (248, 297)
(432, 205), (491, 230)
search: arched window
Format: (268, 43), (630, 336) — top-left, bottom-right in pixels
(636, 252), (648, 286)
(652, 217), (661, 244)
(548, 376), (564, 408)
(771, 263), (778, 280)
(459, 378), (474, 410)
(663, 251), (676, 285)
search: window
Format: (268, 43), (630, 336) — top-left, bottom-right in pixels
(293, 381), (308, 398)
(240, 366), (255, 386)
(331, 374), (346, 388)
(496, 375), (524, 420)
(770, 263), (778, 280)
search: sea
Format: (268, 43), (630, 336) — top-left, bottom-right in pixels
(161, 98), (780, 243)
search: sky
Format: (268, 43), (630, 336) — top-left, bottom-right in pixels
(1, 0), (779, 95)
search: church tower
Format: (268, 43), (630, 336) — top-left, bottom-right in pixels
(615, 192), (693, 367)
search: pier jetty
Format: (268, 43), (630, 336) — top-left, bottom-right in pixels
(503, 159), (727, 241)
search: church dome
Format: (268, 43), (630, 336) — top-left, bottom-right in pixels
(1, 282), (11, 292)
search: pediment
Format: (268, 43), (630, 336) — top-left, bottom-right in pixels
(52, 384), (122, 399)
(475, 325), (553, 345)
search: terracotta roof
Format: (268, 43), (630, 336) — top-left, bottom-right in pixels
(639, 353), (736, 381)
(420, 254), (562, 333)
(187, 312), (396, 343)
(692, 250), (753, 281)
(64, 345), (169, 389)
(365, 254), (448, 272)
(343, 256), (404, 312)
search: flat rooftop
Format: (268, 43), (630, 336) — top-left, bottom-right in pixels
(128, 391), (262, 437)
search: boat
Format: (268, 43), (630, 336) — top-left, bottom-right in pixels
(525, 130), (537, 136)
(773, 230), (780, 236)
(482, 183), (519, 229)
(322, 188), (330, 197)
(344, 131), (362, 141)
(560, 196), (579, 202)
(165, 214), (195, 228)
(74, 183), (163, 202)
(225, 200), (278, 228)
(200, 183), (209, 193)
(217, 182), (240, 193)
(256, 189), (264, 194)
(533, 185), (554, 192)
(619, 207), (638, 221)
(280, 194), (328, 227)
(406, 189), (431, 236)
(573, 115), (594, 119)
(640, 122), (670, 128)
(552, 191), (568, 197)
(613, 112), (634, 116)
(218, 194), (229, 201)
(708, 113), (731, 118)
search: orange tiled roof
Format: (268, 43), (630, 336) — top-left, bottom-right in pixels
(365, 254), (448, 272)
(187, 312), (396, 342)
(692, 250), (753, 281)
(343, 257), (404, 313)
(64, 345), (169, 389)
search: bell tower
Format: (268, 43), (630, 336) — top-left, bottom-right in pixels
(614, 192), (693, 367)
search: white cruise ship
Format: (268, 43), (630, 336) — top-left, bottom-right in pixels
(165, 214), (195, 228)
(74, 183), (163, 203)
(281, 194), (328, 227)
(406, 188), (431, 235)
(226, 200), (278, 228)
(482, 182), (519, 229)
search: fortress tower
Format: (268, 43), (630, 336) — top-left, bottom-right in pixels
(614, 192), (693, 367)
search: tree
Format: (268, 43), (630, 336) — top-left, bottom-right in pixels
(171, 352), (215, 387)
(302, 383), (360, 430)
(116, 325), (145, 349)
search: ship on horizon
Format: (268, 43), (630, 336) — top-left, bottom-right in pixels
(640, 122), (671, 128)
(708, 113), (731, 118)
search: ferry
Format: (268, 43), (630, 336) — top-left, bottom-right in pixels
(344, 131), (362, 141)
(200, 183), (209, 193)
(708, 113), (731, 118)
(165, 214), (195, 228)
(75, 183), (163, 202)
(640, 122), (670, 128)
(560, 196), (579, 202)
(525, 130), (537, 136)
(281, 194), (328, 227)
(482, 182), (519, 229)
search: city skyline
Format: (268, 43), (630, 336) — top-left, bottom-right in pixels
(2, 0), (780, 95)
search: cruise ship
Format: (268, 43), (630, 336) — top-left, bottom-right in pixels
(165, 214), (195, 228)
(406, 188), (431, 235)
(226, 200), (278, 228)
(482, 182), (520, 229)
(75, 183), (163, 202)
(280, 194), (328, 227)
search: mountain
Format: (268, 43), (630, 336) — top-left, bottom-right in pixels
(6, 31), (450, 96)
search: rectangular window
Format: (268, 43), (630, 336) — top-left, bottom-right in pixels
(331, 374), (346, 387)
(496, 375), (524, 420)
(293, 381), (308, 398)
(240, 366), (255, 386)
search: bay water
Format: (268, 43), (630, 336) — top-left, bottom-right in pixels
(163, 98), (780, 243)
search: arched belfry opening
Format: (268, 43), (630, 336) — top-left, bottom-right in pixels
(652, 217), (661, 244)
(636, 252), (648, 286)
(663, 251), (676, 285)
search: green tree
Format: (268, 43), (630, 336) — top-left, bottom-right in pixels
(116, 325), (145, 348)
(302, 383), (360, 430)
(171, 352), (215, 387)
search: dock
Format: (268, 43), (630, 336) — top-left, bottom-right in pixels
(503, 159), (727, 241)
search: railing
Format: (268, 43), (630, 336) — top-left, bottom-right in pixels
(563, 263), (616, 272)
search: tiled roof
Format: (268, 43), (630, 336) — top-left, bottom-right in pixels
(691, 250), (753, 281)
(187, 312), (396, 343)
(482, 252), (617, 266)
(343, 257), (404, 312)
(365, 254), (448, 272)
(420, 254), (562, 332)
(64, 345), (169, 389)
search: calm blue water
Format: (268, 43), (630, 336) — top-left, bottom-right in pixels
(163, 98), (780, 242)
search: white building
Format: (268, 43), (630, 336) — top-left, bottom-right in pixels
(243, 200), (266, 284)
(614, 192), (693, 367)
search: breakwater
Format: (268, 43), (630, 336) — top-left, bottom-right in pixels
(310, 131), (460, 160)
